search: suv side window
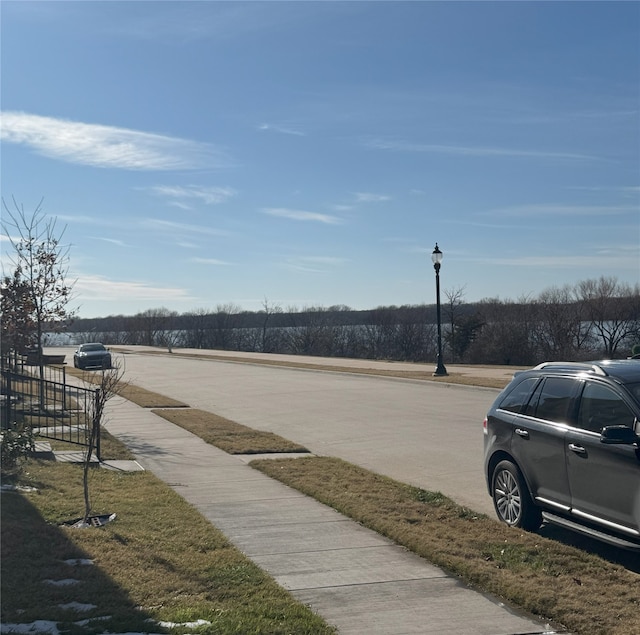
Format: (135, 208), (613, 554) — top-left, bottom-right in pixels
(526, 377), (577, 422)
(577, 382), (636, 433)
(498, 377), (539, 413)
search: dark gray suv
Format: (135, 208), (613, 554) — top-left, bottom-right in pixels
(483, 360), (640, 550)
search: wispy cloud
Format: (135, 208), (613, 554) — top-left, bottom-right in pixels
(89, 237), (127, 247)
(482, 254), (638, 269)
(364, 137), (596, 161)
(1, 111), (233, 170)
(56, 214), (120, 227)
(568, 185), (640, 196)
(299, 256), (346, 265)
(109, 2), (313, 43)
(145, 185), (237, 208)
(283, 255), (347, 273)
(488, 204), (636, 217)
(261, 208), (343, 224)
(73, 273), (193, 302)
(258, 123), (305, 136)
(503, 109), (639, 126)
(191, 257), (231, 265)
(354, 192), (390, 203)
(142, 218), (230, 236)
(592, 243), (640, 257)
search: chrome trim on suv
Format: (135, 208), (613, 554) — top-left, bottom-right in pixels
(571, 509), (640, 537)
(535, 497), (570, 512)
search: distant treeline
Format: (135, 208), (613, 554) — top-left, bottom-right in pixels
(66, 277), (640, 366)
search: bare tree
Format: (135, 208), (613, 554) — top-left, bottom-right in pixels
(285, 306), (334, 356)
(531, 285), (592, 360)
(133, 307), (178, 347)
(181, 308), (215, 349)
(81, 355), (128, 525)
(260, 297), (282, 352)
(363, 306), (398, 359)
(577, 277), (640, 358)
(210, 303), (242, 350)
(326, 305), (358, 358)
(469, 298), (536, 365)
(1, 198), (76, 358)
(444, 286), (466, 362)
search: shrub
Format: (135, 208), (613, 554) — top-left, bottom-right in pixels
(0, 424), (36, 473)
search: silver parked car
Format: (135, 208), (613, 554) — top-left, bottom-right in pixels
(73, 343), (112, 370)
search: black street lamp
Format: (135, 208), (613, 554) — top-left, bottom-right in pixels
(431, 243), (448, 377)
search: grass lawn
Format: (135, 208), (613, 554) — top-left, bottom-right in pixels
(152, 408), (308, 455)
(1, 461), (335, 635)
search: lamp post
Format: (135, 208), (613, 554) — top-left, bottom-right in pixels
(431, 243), (448, 377)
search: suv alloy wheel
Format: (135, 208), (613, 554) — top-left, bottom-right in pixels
(492, 459), (542, 531)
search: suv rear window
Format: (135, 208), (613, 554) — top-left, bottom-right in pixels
(498, 377), (539, 413)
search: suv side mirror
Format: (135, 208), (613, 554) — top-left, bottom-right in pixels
(600, 425), (638, 445)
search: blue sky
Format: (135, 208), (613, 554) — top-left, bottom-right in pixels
(1, 1), (639, 319)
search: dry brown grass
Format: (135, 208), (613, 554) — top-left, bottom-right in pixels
(1, 460), (335, 634)
(152, 408), (308, 454)
(98, 428), (136, 459)
(117, 384), (188, 408)
(46, 428), (135, 461)
(66, 366), (188, 408)
(252, 456), (640, 635)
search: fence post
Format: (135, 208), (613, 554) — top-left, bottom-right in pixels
(2, 371), (11, 430)
(94, 388), (101, 462)
(62, 365), (67, 415)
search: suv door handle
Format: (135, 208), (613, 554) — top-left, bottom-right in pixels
(568, 443), (587, 455)
(515, 428), (529, 439)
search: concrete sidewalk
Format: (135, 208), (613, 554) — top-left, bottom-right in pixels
(105, 395), (560, 635)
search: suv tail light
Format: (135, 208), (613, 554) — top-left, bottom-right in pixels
(483, 417), (488, 435)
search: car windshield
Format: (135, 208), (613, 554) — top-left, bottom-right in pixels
(82, 344), (106, 352)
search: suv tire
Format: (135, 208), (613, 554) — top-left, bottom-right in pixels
(491, 460), (542, 531)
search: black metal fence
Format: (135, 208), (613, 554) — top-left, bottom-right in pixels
(1, 362), (100, 459)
